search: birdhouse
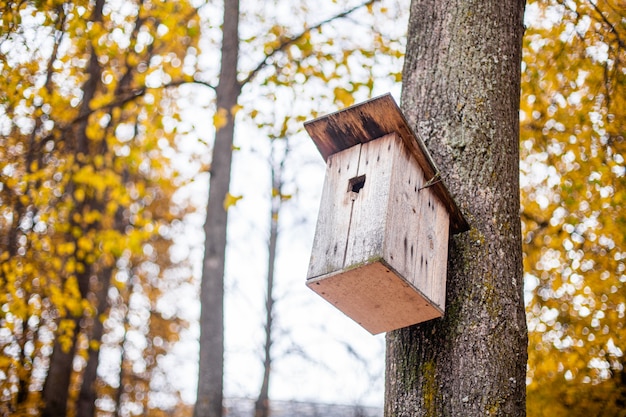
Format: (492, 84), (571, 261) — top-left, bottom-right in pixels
(304, 94), (468, 334)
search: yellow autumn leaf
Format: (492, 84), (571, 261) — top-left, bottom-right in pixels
(334, 87), (354, 107)
(223, 192), (243, 211)
(89, 340), (101, 351)
(77, 235), (94, 252)
(213, 107), (229, 131)
(0, 355), (12, 369)
(230, 104), (243, 116)
(74, 188), (86, 202)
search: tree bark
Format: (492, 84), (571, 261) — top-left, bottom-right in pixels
(194, 0), (240, 416)
(385, 1), (527, 416)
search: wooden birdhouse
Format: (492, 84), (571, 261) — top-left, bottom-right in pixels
(304, 94), (468, 334)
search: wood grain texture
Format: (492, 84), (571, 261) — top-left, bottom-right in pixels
(307, 144), (360, 278)
(307, 261), (443, 335)
(304, 94), (469, 234)
(343, 134), (396, 270)
(384, 137), (450, 309)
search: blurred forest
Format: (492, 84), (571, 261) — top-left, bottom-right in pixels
(0, 0), (624, 416)
(522, 1), (626, 415)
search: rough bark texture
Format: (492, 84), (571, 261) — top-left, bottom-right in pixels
(195, 0), (240, 416)
(385, 1), (527, 417)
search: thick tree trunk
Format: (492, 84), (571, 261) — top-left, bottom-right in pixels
(385, 1), (527, 416)
(194, 0), (240, 416)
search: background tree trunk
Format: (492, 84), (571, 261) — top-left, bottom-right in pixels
(195, 0), (240, 416)
(41, 3), (105, 415)
(385, 1), (527, 416)
(254, 142), (288, 417)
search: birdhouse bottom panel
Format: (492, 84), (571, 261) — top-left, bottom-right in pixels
(306, 260), (443, 334)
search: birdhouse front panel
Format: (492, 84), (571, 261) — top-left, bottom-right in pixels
(307, 132), (450, 334)
(307, 133), (396, 280)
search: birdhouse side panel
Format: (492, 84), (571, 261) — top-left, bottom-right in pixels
(383, 141), (450, 310)
(427, 201), (450, 307)
(307, 145), (361, 279)
(343, 134), (399, 270)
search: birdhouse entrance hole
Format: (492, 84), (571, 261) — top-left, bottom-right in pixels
(348, 175), (366, 194)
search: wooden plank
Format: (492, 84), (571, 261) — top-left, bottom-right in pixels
(306, 261), (443, 334)
(304, 93), (469, 234)
(428, 198), (450, 308)
(383, 138), (449, 310)
(343, 134), (397, 269)
(307, 144), (361, 279)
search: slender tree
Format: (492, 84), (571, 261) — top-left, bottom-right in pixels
(195, 0), (240, 416)
(194, 1), (397, 415)
(385, 1), (527, 416)
(254, 139), (291, 417)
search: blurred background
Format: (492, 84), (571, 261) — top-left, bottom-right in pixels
(0, 0), (624, 416)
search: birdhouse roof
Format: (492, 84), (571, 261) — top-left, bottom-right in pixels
(304, 93), (469, 234)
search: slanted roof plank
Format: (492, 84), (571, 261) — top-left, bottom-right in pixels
(304, 93), (469, 234)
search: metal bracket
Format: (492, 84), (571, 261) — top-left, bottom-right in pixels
(418, 171), (442, 191)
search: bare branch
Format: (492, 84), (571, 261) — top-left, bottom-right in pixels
(54, 77), (216, 138)
(588, 0), (626, 50)
(239, 0), (380, 87)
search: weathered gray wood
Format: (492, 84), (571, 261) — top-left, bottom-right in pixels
(307, 144), (360, 278)
(344, 134), (397, 269)
(304, 94), (469, 234)
(384, 137), (450, 310)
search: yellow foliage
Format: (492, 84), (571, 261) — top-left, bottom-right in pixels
(333, 86), (355, 107)
(522, 0), (626, 414)
(213, 107), (229, 131)
(89, 340), (101, 351)
(230, 104), (243, 117)
(77, 236), (94, 253)
(0, 0), (201, 411)
(223, 192), (243, 211)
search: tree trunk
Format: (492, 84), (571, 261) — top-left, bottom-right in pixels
(41, 2), (105, 415)
(194, 0), (240, 416)
(76, 266), (113, 417)
(385, 1), (527, 416)
(254, 144), (285, 417)
(254, 205), (277, 417)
